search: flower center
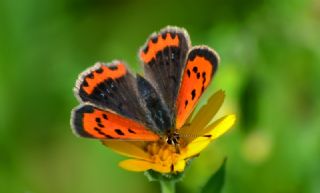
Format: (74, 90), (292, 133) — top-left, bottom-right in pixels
(145, 139), (185, 167)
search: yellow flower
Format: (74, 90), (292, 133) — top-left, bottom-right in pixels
(103, 90), (236, 173)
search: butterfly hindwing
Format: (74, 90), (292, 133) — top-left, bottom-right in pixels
(175, 46), (220, 129)
(139, 26), (191, 113)
(71, 104), (159, 140)
(74, 61), (148, 124)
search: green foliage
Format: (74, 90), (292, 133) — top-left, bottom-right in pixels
(201, 159), (226, 193)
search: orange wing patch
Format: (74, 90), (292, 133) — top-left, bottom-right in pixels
(140, 32), (179, 63)
(72, 104), (159, 141)
(175, 47), (220, 129)
(80, 62), (127, 95)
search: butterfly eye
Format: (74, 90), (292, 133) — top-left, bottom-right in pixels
(166, 138), (174, 145)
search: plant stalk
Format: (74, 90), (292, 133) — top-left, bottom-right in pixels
(160, 180), (175, 193)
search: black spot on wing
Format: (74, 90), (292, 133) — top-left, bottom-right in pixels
(192, 66), (198, 73)
(202, 72), (206, 84)
(169, 32), (176, 39)
(82, 80), (88, 87)
(94, 127), (113, 138)
(128, 128), (136, 134)
(161, 32), (167, 39)
(187, 69), (191, 78)
(87, 73), (94, 79)
(115, 129), (125, 136)
(98, 123), (104, 128)
(191, 89), (196, 100)
(143, 45), (149, 54)
(108, 65), (118, 70)
(95, 68), (103, 73)
(185, 100), (188, 108)
(197, 72), (200, 79)
(151, 36), (158, 43)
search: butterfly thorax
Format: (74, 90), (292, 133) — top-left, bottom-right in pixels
(165, 131), (180, 145)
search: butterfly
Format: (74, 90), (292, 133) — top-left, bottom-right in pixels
(71, 26), (219, 145)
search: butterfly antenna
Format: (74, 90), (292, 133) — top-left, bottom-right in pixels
(179, 133), (212, 139)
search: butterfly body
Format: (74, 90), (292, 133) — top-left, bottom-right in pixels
(71, 26), (219, 145)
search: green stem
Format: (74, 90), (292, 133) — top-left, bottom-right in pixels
(160, 180), (175, 193)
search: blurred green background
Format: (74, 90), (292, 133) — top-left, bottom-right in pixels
(1, 0), (320, 193)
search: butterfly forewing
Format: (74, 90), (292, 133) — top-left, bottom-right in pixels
(71, 104), (159, 140)
(139, 26), (191, 115)
(175, 46), (220, 129)
(74, 61), (149, 125)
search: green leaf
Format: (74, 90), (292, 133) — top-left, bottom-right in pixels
(201, 158), (227, 193)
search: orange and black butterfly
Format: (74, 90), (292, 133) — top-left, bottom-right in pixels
(71, 26), (219, 144)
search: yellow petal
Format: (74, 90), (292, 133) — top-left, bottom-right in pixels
(179, 90), (225, 142)
(119, 159), (153, 172)
(191, 90), (225, 129)
(181, 139), (211, 159)
(181, 114), (236, 159)
(174, 160), (186, 172)
(202, 114), (236, 140)
(119, 159), (175, 173)
(102, 141), (151, 161)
